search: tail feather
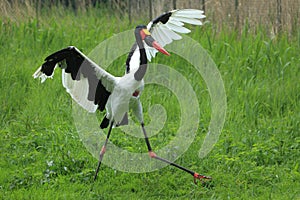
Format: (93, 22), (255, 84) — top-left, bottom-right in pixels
(117, 112), (128, 127)
(100, 115), (110, 129)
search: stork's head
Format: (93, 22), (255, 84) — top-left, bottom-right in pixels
(135, 25), (170, 56)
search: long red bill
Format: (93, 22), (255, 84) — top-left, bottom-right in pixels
(152, 41), (170, 56)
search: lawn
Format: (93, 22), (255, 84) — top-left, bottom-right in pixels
(1, 6), (299, 200)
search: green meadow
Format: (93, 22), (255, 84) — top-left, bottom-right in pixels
(1, 7), (300, 199)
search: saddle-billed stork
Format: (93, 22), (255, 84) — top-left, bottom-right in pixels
(33, 9), (211, 184)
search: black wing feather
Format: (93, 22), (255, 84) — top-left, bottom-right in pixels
(40, 46), (111, 112)
(152, 11), (172, 25)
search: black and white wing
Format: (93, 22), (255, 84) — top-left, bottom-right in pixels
(146, 9), (205, 61)
(33, 46), (117, 113)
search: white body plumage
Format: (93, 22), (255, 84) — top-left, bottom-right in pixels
(106, 73), (144, 125)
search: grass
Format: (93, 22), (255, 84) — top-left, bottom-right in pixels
(1, 7), (300, 199)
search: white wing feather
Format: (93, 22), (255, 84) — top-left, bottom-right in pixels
(62, 70), (98, 113)
(146, 9), (205, 61)
(173, 9), (205, 18)
(62, 49), (117, 112)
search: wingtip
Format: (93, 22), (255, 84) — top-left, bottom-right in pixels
(32, 66), (52, 83)
(32, 66), (42, 78)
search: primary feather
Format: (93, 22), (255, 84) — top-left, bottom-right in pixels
(33, 46), (116, 113)
(145, 9), (205, 61)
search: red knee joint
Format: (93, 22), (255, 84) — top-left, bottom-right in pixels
(101, 147), (106, 154)
(148, 151), (157, 158)
(194, 173), (199, 178)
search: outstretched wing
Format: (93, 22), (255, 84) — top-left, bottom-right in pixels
(33, 46), (117, 113)
(145, 9), (205, 61)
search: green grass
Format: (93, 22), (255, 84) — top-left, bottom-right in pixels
(1, 7), (300, 199)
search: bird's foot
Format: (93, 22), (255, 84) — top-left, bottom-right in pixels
(193, 173), (212, 185)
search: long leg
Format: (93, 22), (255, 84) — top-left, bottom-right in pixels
(141, 123), (211, 184)
(94, 122), (113, 181)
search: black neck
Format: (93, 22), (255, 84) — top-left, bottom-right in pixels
(133, 30), (148, 81)
(134, 48), (147, 81)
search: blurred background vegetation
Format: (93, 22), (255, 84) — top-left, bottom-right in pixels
(1, 0), (300, 35)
